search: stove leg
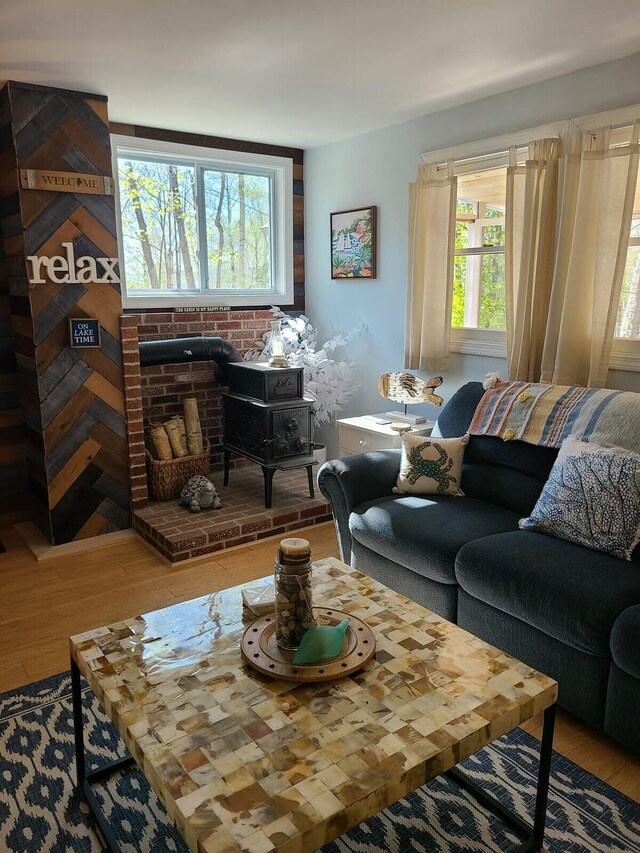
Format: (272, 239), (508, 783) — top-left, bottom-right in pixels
(263, 466), (275, 508)
(223, 449), (231, 486)
(306, 465), (315, 499)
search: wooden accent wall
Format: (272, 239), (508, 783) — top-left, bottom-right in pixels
(0, 81), (130, 544)
(111, 122), (305, 311)
(0, 92), (30, 528)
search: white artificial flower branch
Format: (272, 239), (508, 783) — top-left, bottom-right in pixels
(245, 307), (366, 426)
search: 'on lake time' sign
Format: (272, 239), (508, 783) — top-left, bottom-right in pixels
(69, 318), (101, 349)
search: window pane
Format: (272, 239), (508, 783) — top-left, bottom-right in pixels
(452, 255), (467, 327)
(456, 168), (506, 249)
(203, 170), (271, 289)
(117, 157), (199, 291)
(482, 206), (505, 247)
(615, 243), (640, 338)
(452, 252), (506, 330)
(479, 253), (506, 330)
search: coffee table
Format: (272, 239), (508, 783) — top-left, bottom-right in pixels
(70, 557), (557, 853)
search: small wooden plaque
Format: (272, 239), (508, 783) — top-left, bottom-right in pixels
(241, 607), (376, 682)
(19, 169), (114, 195)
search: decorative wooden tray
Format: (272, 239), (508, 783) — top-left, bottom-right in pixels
(241, 607), (376, 682)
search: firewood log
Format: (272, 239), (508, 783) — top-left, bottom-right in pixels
(183, 397), (204, 455)
(176, 415), (187, 445)
(164, 417), (188, 457)
(150, 425), (173, 460)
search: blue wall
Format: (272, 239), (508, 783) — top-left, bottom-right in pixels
(304, 51), (640, 456)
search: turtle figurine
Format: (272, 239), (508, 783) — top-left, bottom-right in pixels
(179, 475), (222, 513)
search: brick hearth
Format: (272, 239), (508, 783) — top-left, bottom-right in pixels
(133, 465), (331, 562)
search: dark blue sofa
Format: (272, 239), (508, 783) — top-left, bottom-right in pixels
(318, 381), (640, 752)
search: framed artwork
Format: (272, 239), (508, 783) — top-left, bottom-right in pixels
(330, 206), (376, 279)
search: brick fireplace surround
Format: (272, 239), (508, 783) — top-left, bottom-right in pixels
(121, 310), (331, 562)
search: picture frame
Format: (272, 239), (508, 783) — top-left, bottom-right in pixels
(330, 205), (377, 279)
(69, 317), (101, 348)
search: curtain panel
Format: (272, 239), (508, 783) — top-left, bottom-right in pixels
(541, 122), (640, 386)
(505, 139), (560, 382)
(405, 160), (456, 371)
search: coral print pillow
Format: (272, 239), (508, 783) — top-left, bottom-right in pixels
(394, 433), (469, 496)
(520, 436), (640, 560)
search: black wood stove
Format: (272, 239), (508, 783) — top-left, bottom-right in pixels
(222, 362), (317, 508)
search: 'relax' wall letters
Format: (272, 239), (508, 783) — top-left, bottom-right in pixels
(27, 242), (120, 285)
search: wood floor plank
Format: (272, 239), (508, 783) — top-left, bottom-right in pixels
(0, 660), (29, 694)
(564, 733), (633, 783)
(607, 758), (640, 801)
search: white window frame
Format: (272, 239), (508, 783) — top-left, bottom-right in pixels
(111, 134), (294, 309)
(421, 104), (640, 369)
(455, 201), (506, 329)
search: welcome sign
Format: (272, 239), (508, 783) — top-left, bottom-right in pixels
(27, 242), (120, 285)
(19, 168), (115, 195)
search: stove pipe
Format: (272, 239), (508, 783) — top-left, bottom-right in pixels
(138, 336), (241, 381)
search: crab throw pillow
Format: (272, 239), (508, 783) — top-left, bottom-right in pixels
(394, 433), (469, 496)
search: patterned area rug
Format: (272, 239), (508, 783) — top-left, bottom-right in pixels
(1, 673), (639, 853)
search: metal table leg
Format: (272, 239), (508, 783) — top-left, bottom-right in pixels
(71, 657), (136, 853)
(445, 704), (556, 852)
(223, 448), (231, 486)
(262, 466), (276, 508)
(306, 465), (315, 498)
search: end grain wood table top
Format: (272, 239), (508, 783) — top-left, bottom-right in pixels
(70, 558), (557, 853)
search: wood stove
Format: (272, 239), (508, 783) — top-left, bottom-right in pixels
(223, 362), (317, 508)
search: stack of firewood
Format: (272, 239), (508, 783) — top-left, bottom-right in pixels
(149, 397), (204, 460)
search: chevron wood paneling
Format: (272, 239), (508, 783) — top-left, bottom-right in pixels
(0, 86), (30, 529)
(1, 81), (130, 544)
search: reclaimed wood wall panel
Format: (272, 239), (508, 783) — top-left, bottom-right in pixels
(2, 81), (130, 544)
(0, 85), (30, 529)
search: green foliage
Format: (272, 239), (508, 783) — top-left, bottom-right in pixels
(117, 158), (271, 292)
(452, 201), (506, 330)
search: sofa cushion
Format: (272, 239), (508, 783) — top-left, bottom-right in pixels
(436, 382), (558, 515)
(455, 530), (640, 656)
(610, 604), (640, 679)
(349, 495), (519, 585)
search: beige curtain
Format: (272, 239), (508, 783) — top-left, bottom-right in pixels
(505, 139), (560, 381)
(540, 122), (640, 386)
(405, 160), (457, 371)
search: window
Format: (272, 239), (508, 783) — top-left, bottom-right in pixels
(614, 187), (640, 339)
(453, 166), (507, 331)
(112, 135), (293, 308)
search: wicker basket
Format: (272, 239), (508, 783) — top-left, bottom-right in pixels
(146, 439), (211, 502)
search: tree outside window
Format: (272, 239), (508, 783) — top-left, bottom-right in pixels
(117, 154), (273, 295)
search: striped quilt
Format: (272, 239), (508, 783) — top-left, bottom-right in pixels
(469, 381), (640, 453)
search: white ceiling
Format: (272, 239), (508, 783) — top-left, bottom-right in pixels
(2, 0), (640, 149)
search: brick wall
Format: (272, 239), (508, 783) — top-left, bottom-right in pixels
(121, 310), (273, 510)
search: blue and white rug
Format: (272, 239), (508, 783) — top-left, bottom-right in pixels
(1, 672), (639, 852)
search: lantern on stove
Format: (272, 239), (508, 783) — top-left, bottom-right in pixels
(268, 320), (288, 368)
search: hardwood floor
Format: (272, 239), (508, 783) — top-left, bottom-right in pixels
(0, 522), (638, 802)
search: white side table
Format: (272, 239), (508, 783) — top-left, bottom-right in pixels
(337, 414), (435, 457)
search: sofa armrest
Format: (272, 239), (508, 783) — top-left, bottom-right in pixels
(611, 604), (640, 679)
(317, 449), (401, 562)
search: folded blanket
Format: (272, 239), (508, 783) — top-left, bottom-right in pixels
(469, 380), (640, 454)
